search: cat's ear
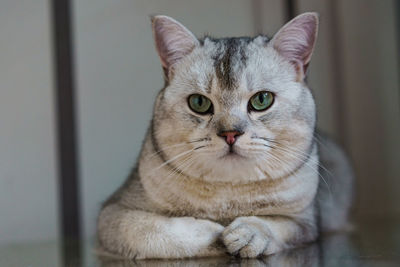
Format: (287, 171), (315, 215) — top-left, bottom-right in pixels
(151, 15), (199, 77)
(270, 12), (319, 79)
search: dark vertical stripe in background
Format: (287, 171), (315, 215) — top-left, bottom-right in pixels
(252, 0), (263, 35)
(395, 0), (400, 123)
(328, 0), (348, 147)
(51, 0), (82, 266)
(285, 0), (296, 20)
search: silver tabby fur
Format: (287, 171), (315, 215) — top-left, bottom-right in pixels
(97, 13), (354, 259)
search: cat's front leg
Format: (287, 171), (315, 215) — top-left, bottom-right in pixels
(222, 215), (317, 258)
(98, 204), (225, 259)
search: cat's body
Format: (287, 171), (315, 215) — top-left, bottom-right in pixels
(97, 13), (354, 259)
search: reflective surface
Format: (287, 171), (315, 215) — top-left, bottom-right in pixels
(2, 218), (400, 266)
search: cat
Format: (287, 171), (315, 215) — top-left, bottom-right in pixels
(97, 12), (354, 259)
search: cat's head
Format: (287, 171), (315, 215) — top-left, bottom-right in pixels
(150, 13), (318, 183)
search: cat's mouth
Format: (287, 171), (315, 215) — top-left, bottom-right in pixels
(220, 147), (246, 160)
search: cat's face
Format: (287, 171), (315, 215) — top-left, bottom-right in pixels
(151, 14), (318, 183)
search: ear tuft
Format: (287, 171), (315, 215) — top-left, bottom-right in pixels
(271, 12), (319, 76)
(152, 15), (199, 74)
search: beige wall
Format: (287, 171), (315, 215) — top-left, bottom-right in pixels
(336, 0), (400, 217)
(0, 0), (60, 248)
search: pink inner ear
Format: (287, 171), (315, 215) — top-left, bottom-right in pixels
(153, 16), (199, 70)
(272, 13), (318, 67)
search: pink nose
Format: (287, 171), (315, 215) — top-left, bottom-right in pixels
(218, 131), (243, 145)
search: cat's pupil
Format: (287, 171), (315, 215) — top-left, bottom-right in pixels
(197, 97), (203, 106)
(258, 94), (264, 103)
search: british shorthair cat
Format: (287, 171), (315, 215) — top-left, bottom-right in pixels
(97, 12), (354, 259)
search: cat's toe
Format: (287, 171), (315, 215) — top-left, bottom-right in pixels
(222, 219), (270, 258)
(222, 223), (254, 254)
(238, 233), (269, 258)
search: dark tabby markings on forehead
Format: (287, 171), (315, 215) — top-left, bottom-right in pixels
(205, 73), (214, 94)
(208, 37), (252, 91)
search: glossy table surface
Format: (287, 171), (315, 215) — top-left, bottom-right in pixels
(2, 218), (400, 267)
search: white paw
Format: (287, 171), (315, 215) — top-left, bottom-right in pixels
(169, 217), (223, 240)
(166, 217), (225, 257)
(222, 217), (269, 258)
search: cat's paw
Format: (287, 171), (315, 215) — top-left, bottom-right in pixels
(169, 217), (224, 239)
(222, 217), (270, 258)
(166, 217), (225, 257)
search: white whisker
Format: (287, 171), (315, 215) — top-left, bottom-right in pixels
(152, 148), (196, 172)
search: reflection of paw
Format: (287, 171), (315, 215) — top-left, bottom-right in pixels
(222, 217), (270, 258)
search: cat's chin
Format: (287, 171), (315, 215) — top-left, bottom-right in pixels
(197, 155), (270, 184)
(201, 171), (270, 184)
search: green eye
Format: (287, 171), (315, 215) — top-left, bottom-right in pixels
(188, 94), (213, 114)
(249, 91), (274, 111)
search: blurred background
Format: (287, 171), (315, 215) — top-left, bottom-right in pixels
(1, 0), (399, 266)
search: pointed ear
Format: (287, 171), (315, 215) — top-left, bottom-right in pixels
(151, 15), (199, 76)
(270, 12), (319, 78)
